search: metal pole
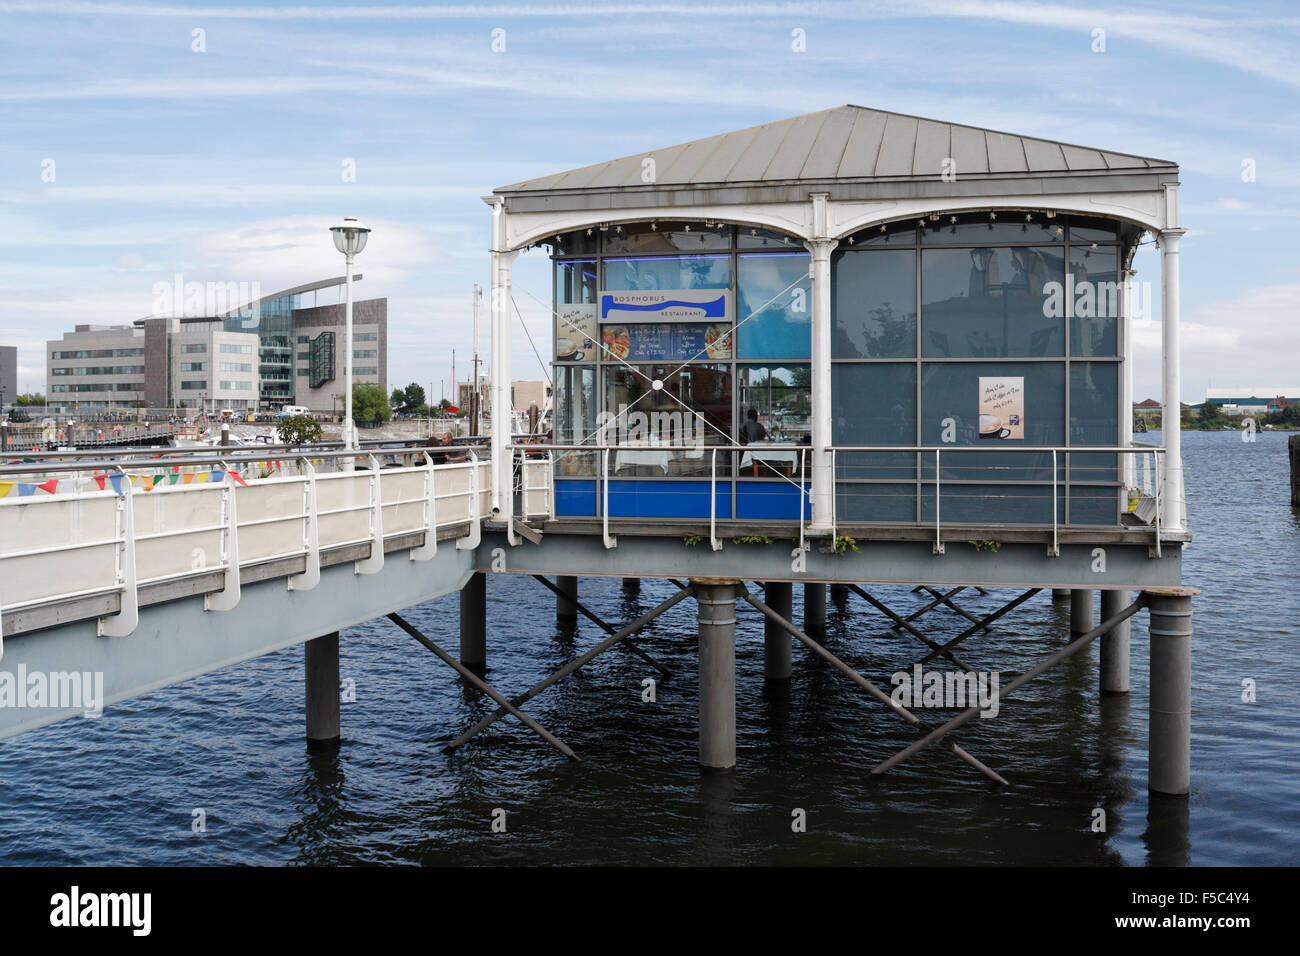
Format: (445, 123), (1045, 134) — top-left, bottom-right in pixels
(459, 572), (486, 671)
(1147, 588), (1196, 796)
(1070, 589), (1095, 635)
(1052, 588), (1071, 601)
(343, 250), (355, 470)
(1099, 589), (1131, 694)
(763, 581), (793, 682)
(556, 575), (578, 623)
(803, 582), (826, 640)
(304, 632), (340, 745)
(696, 579), (738, 769)
(1160, 223), (1187, 533)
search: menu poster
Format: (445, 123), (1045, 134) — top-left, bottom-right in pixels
(978, 377), (1025, 440)
(556, 303), (598, 361)
(601, 323), (732, 362)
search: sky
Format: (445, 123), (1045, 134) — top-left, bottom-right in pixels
(0, 0), (1297, 404)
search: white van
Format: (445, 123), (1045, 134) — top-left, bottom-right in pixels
(278, 405), (311, 418)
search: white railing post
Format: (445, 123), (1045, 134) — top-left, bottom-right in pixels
(354, 454), (385, 574)
(709, 447), (722, 551)
(1049, 449), (1060, 557)
(798, 447), (807, 554)
(455, 451), (482, 551)
(409, 451), (438, 561)
(932, 448), (944, 555)
(602, 447), (616, 550)
(205, 472), (242, 611)
(1153, 450), (1163, 558)
(288, 458), (321, 589)
(98, 471), (139, 636)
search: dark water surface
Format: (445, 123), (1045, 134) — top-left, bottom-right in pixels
(0, 431), (1296, 865)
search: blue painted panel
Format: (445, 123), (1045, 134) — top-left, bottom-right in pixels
(607, 480), (730, 519)
(555, 479), (597, 517)
(737, 481), (810, 520)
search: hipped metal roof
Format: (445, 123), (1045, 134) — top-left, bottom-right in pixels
(495, 105), (1178, 208)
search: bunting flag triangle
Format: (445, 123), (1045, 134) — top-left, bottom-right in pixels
(37, 479), (59, 494)
(195, 472), (210, 484)
(211, 470), (225, 483)
(18, 483), (36, 496)
(169, 473), (179, 485)
(230, 471), (247, 487)
(93, 474), (106, 490)
(108, 474), (125, 494)
(182, 473), (194, 485)
(151, 474), (165, 489)
(0, 481), (14, 497)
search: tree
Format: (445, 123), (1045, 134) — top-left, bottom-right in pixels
(276, 415), (322, 445)
(15, 392), (47, 406)
(352, 382), (391, 425)
(389, 382), (426, 416)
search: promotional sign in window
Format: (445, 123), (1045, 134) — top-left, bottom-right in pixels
(599, 290), (732, 362)
(978, 376), (1025, 439)
(556, 303), (598, 361)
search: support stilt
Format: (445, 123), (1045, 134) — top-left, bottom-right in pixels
(1147, 587), (1197, 796)
(1099, 589), (1131, 695)
(622, 577), (640, 596)
(803, 582), (826, 640)
(305, 632), (340, 746)
(1052, 588), (1071, 602)
(556, 575), (578, 623)
(696, 579), (738, 769)
(459, 572), (486, 671)
(1070, 589), (1095, 635)
(763, 581), (793, 682)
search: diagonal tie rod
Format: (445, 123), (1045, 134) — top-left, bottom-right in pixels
(532, 575), (672, 677)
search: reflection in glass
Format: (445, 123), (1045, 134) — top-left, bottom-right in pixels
(1068, 245), (1119, 357)
(603, 222), (732, 255)
(1070, 361), (1120, 489)
(833, 363), (916, 482)
(737, 253), (811, 359)
(833, 249), (916, 358)
(603, 255), (732, 291)
(922, 247), (1065, 357)
(921, 212), (1064, 245)
(554, 365), (596, 476)
(556, 260), (597, 305)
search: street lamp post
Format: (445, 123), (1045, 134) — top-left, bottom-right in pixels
(329, 217), (370, 470)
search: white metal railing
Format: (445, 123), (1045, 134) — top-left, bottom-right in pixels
(511, 442), (1168, 556)
(0, 445), (492, 645)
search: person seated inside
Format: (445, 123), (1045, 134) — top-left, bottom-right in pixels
(424, 431), (466, 464)
(739, 407), (767, 445)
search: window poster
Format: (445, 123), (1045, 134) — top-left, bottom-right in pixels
(556, 303), (598, 361)
(978, 376), (1025, 440)
(598, 289), (733, 363)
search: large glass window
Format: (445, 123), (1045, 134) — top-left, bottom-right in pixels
(737, 253), (810, 359)
(833, 249), (916, 358)
(602, 364), (732, 477)
(1068, 245), (1119, 357)
(556, 260), (597, 305)
(738, 365), (810, 444)
(602, 255), (731, 292)
(554, 365), (597, 477)
(922, 246), (1065, 357)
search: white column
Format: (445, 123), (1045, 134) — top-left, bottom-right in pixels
(1159, 228), (1187, 533)
(1120, 266), (1136, 489)
(805, 200), (838, 531)
(487, 197), (518, 521)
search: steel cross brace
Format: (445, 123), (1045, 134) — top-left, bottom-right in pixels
(441, 584), (697, 755)
(892, 586), (989, 632)
(388, 612), (580, 761)
(738, 584), (1008, 786)
(532, 575), (672, 678)
(911, 588), (1043, 669)
(848, 584), (979, 673)
(871, 593), (1149, 777)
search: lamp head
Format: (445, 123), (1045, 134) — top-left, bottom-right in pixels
(330, 216), (371, 256)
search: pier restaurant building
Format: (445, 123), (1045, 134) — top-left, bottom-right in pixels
(488, 105), (1189, 541)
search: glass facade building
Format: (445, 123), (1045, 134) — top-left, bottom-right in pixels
(551, 213), (1139, 525)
